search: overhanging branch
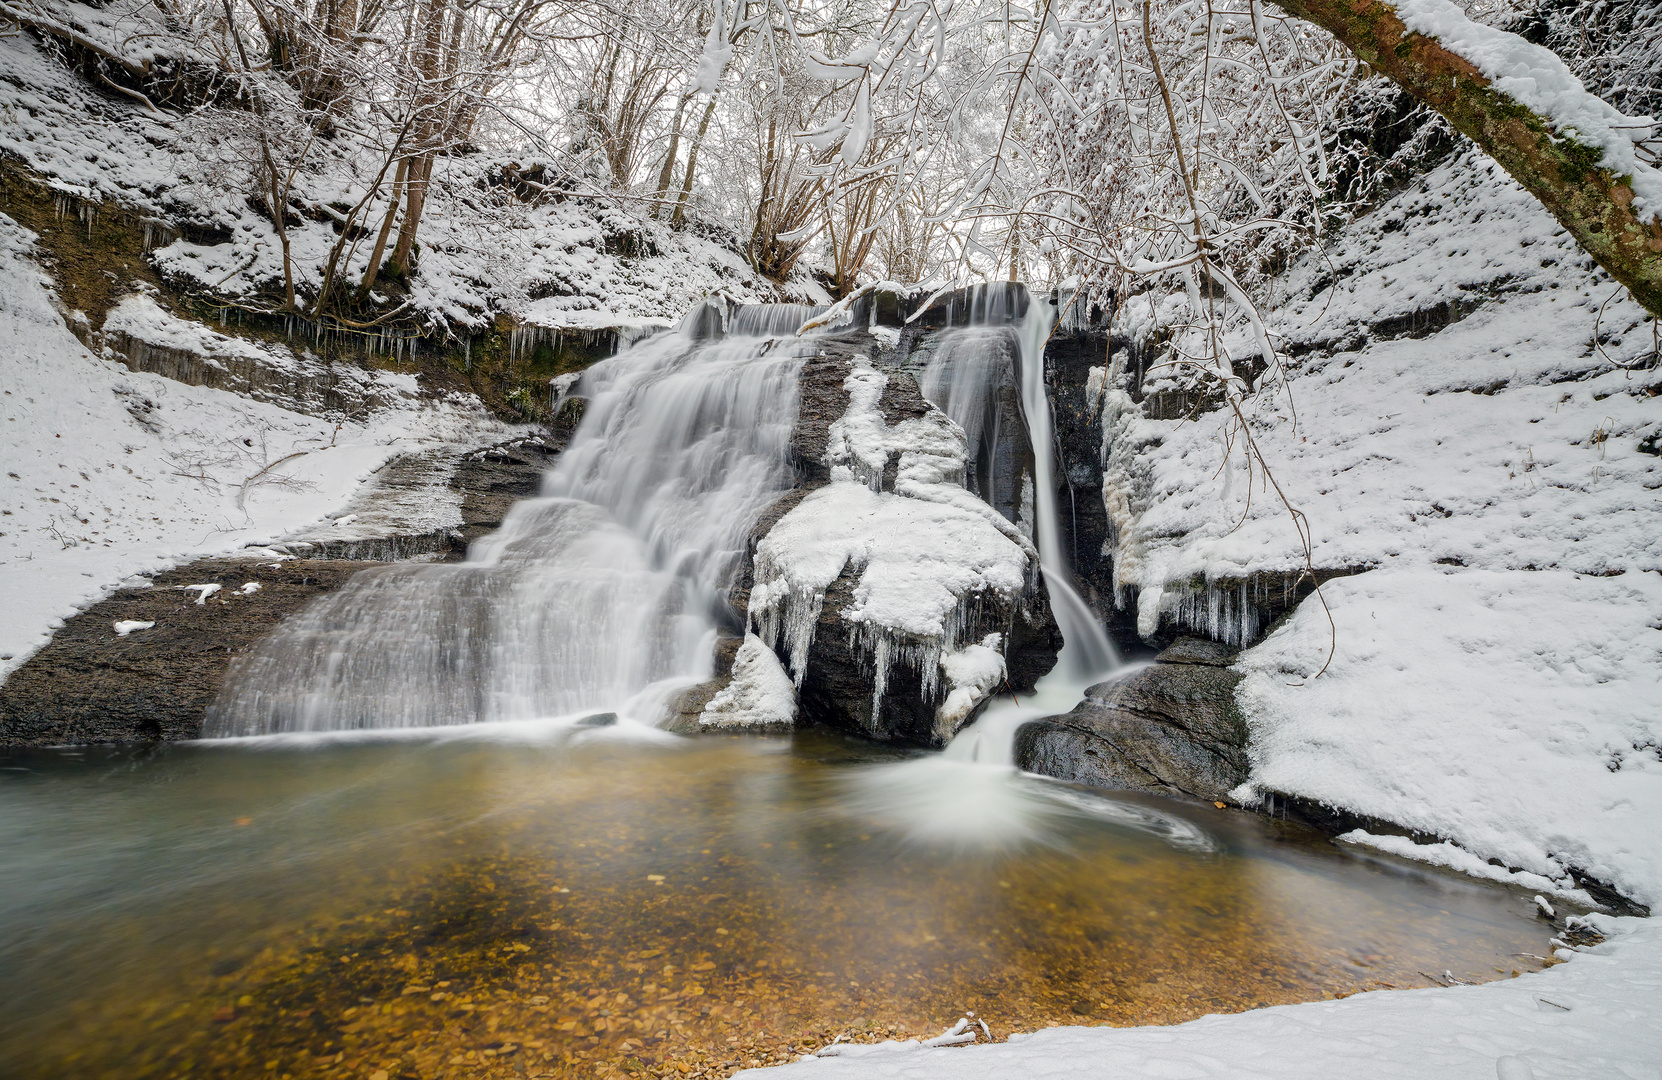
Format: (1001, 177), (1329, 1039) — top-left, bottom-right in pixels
(1271, 0), (1662, 316)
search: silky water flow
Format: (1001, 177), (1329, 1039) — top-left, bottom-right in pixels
(207, 320), (810, 735)
(912, 290), (1121, 772)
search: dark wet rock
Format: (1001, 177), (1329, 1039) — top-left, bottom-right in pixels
(1015, 658), (1247, 801)
(1155, 636), (1239, 666)
(788, 351), (854, 483)
(793, 565), (1061, 748)
(448, 435), (561, 552)
(575, 712), (618, 728)
(1044, 325), (1131, 647)
(0, 559), (370, 746)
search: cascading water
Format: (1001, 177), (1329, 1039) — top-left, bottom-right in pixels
(1013, 296), (1118, 678)
(917, 289), (1116, 681)
(206, 326), (811, 736)
(907, 286), (1121, 773)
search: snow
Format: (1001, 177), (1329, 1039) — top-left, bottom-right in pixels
(0, 10), (787, 343)
(1389, 0), (1662, 216)
(179, 583), (221, 604)
(1235, 567), (1662, 907)
(1104, 150), (1662, 905)
(1336, 830), (1596, 906)
(110, 620), (153, 636)
(744, 916), (1662, 1079)
(748, 357), (1037, 727)
(698, 632), (798, 729)
(934, 633), (1006, 729)
(693, 0), (733, 94)
(0, 211), (516, 680)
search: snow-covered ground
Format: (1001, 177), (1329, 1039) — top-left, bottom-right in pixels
(747, 914), (1661, 1079)
(0, 211), (518, 680)
(1104, 149), (1661, 910)
(0, 8), (788, 337)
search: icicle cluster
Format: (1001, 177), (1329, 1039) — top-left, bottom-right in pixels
(748, 355), (1037, 724)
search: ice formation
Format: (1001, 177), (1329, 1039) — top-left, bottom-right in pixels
(698, 633), (798, 730)
(748, 356), (1037, 720)
(934, 634), (1007, 730)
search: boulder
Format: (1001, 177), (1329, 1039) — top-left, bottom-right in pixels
(734, 334), (1062, 748)
(1015, 638), (1247, 800)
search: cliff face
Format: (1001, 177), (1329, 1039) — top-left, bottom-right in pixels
(1020, 149), (1662, 912)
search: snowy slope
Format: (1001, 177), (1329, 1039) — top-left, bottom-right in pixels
(748, 915), (1662, 1079)
(1102, 149), (1661, 908)
(0, 15), (781, 336)
(0, 212), (516, 681)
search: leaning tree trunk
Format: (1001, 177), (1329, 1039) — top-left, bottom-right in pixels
(389, 0), (446, 278)
(1271, 0), (1662, 316)
(672, 97), (718, 230)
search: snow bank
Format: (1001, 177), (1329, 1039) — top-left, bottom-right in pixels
(749, 357), (1036, 721)
(1236, 565), (1662, 906)
(1102, 150), (1662, 904)
(0, 212), (513, 680)
(698, 633), (798, 729)
(1106, 150), (1662, 892)
(745, 916), (1662, 1079)
(1338, 830), (1596, 906)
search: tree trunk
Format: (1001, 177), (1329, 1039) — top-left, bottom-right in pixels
(672, 97), (718, 230)
(389, 152), (431, 276)
(1271, 0), (1662, 316)
(653, 92), (691, 217)
(358, 155), (408, 298)
(389, 0), (446, 278)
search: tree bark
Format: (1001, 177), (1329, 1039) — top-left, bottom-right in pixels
(389, 152), (431, 276)
(1270, 0), (1662, 316)
(672, 97), (718, 230)
(653, 92), (690, 219)
(359, 155), (409, 298)
(389, 0), (446, 277)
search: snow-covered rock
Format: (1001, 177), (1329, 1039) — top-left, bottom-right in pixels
(742, 347), (1062, 747)
(697, 632), (798, 731)
(1099, 149), (1662, 908)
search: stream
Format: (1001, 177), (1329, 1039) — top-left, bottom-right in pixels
(0, 727), (1558, 1079)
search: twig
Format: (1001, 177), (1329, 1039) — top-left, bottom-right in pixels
(237, 450), (308, 510)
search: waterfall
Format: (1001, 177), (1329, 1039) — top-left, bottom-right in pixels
(207, 286), (1110, 739)
(916, 328), (1027, 528)
(206, 325), (809, 736)
(918, 288), (1116, 680)
(1015, 298), (1118, 677)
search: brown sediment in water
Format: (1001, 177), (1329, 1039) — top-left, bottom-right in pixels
(2, 732), (1558, 1079)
